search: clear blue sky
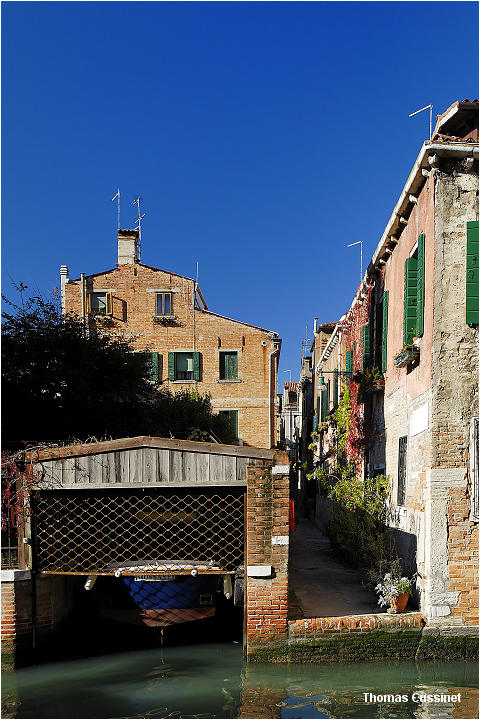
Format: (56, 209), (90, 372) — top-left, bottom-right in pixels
(2, 1), (478, 384)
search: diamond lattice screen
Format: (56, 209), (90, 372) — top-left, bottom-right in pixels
(33, 488), (244, 574)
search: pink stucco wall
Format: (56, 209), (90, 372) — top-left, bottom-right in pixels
(384, 176), (435, 400)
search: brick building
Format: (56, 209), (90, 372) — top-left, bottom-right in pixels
(305, 99), (479, 626)
(61, 231), (281, 448)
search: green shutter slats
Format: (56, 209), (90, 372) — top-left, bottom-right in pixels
(361, 325), (370, 370)
(467, 221), (479, 325)
(345, 349), (353, 387)
(168, 352), (175, 381)
(381, 290), (389, 372)
(321, 389), (328, 421)
(151, 352), (159, 383)
(226, 352), (238, 379)
(333, 376), (338, 406)
(404, 257), (418, 346)
(193, 352), (201, 381)
(345, 350), (353, 373)
(416, 234), (425, 337)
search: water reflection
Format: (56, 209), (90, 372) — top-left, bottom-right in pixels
(2, 644), (478, 719)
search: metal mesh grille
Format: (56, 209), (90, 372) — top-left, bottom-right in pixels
(33, 488), (244, 574)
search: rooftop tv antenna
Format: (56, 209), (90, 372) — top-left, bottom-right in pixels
(347, 240), (363, 283)
(301, 325), (310, 364)
(132, 196), (146, 261)
(409, 103), (433, 140)
(111, 188), (121, 229)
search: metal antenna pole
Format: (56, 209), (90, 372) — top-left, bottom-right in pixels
(132, 196), (145, 261)
(408, 103), (434, 140)
(111, 189), (120, 229)
(347, 240), (363, 283)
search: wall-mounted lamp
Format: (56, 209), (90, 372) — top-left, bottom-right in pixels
(318, 369), (352, 391)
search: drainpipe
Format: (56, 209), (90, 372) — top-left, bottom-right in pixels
(268, 343), (280, 448)
(80, 273), (86, 335)
(192, 280), (196, 387)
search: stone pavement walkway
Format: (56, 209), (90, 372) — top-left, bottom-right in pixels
(288, 518), (384, 619)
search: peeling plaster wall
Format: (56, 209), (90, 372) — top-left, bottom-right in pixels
(426, 163), (479, 624)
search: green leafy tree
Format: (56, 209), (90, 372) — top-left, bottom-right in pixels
(2, 292), (235, 447)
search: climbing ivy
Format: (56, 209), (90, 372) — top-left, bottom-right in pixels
(332, 386), (351, 451)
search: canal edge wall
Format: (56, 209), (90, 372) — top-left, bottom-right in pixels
(246, 610), (479, 662)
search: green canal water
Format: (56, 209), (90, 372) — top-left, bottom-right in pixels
(2, 644), (478, 719)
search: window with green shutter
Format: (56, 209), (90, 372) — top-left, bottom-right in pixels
(416, 234), (425, 336)
(381, 290), (389, 372)
(320, 387), (329, 421)
(168, 351), (201, 381)
(219, 351), (238, 380)
(404, 257), (418, 345)
(361, 325), (371, 370)
(467, 221), (479, 325)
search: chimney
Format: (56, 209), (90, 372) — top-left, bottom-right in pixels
(117, 229), (139, 265)
(60, 265), (69, 313)
(313, 317), (318, 334)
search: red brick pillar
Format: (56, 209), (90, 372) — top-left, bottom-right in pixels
(1, 570), (33, 670)
(245, 453), (290, 659)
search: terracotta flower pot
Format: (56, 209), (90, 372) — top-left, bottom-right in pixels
(389, 593), (409, 612)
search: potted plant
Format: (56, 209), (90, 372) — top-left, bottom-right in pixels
(394, 344), (420, 368)
(370, 366), (384, 390)
(375, 572), (412, 613)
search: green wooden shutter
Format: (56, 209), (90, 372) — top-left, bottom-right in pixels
(416, 234), (425, 337)
(225, 352), (238, 379)
(151, 352), (159, 383)
(321, 388), (328, 421)
(404, 257), (418, 346)
(361, 325), (370, 370)
(168, 352), (175, 380)
(345, 349), (353, 387)
(467, 221), (479, 325)
(345, 350), (353, 373)
(381, 290), (389, 372)
(333, 376), (338, 406)
(193, 352), (201, 381)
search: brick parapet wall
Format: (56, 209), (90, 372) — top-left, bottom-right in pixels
(245, 454), (290, 656)
(288, 611), (425, 640)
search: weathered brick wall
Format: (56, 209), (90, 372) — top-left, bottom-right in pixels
(447, 486), (479, 625)
(1, 581), (16, 641)
(245, 453), (289, 657)
(1, 573), (73, 668)
(426, 162), (479, 624)
(64, 262), (280, 448)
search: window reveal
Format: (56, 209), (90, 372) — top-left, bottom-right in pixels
(156, 292), (173, 316)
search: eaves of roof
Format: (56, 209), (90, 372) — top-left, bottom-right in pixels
(69, 263), (196, 284)
(195, 308), (281, 337)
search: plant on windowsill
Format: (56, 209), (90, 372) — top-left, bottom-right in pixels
(394, 344), (420, 368)
(92, 315), (116, 328)
(152, 314), (181, 326)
